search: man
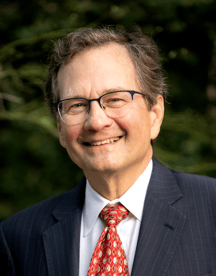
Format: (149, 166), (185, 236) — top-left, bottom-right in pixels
(1, 27), (216, 276)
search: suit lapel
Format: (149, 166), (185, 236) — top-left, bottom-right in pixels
(131, 157), (187, 276)
(42, 177), (86, 276)
(41, 158), (187, 276)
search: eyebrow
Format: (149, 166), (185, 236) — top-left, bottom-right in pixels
(64, 87), (127, 99)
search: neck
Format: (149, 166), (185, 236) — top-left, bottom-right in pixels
(84, 155), (152, 201)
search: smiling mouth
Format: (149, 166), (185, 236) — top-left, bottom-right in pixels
(83, 136), (122, 146)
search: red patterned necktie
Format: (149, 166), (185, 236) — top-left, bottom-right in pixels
(87, 203), (129, 276)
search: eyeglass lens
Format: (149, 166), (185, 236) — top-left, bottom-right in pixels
(58, 91), (136, 125)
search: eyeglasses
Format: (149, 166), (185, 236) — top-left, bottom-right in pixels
(53, 90), (145, 125)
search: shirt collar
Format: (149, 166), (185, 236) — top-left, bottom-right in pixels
(83, 159), (153, 236)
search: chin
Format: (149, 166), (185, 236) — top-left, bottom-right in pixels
(84, 161), (119, 174)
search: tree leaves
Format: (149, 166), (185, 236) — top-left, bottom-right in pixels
(0, 0), (216, 221)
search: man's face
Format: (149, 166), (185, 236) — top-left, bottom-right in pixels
(57, 43), (163, 177)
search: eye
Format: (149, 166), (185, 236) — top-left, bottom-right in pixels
(104, 97), (127, 108)
(62, 100), (88, 114)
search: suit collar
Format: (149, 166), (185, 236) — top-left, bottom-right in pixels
(131, 157), (186, 276)
(42, 157), (186, 276)
(147, 156), (183, 205)
(51, 176), (86, 221)
(42, 177), (86, 276)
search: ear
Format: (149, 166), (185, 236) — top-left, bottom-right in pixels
(57, 121), (66, 148)
(150, 95), (164, 140)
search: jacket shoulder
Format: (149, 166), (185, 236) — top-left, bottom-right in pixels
(1, 177), (86, 233)
(171, 169), (216, 189)
(170, 169), (216, 207)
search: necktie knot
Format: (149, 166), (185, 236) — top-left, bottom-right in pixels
(100, 203), (129, 227)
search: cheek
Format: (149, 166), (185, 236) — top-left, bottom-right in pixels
(63, 125), (82, 146)
(115, 115), (140, 143)
(114, 116), (131, 134)
(119, 106), (152, 142)
(119, 105), (148, 129)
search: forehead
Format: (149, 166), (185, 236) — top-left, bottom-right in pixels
(57, 43), (139, 98)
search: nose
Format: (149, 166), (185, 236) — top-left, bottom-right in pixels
(83, 101), (113, 132)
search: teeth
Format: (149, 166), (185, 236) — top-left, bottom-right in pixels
(89, 137), (120, 146)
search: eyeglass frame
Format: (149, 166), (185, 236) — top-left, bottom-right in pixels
(53, 90), (146, 116)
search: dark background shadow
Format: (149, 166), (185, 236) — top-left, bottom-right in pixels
(0, 0), (216, 221)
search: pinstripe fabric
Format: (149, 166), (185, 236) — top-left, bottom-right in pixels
(0, 178), (86, 276)
(131, 158), (216, 276)
(0, 157), (216, 276)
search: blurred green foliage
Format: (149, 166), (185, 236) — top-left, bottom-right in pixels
(0, 0), (216, 221)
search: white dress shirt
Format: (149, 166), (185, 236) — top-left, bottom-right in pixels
(79, 159), (153, 276)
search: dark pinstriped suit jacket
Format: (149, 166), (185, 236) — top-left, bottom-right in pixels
(1, 157), (216, 276)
